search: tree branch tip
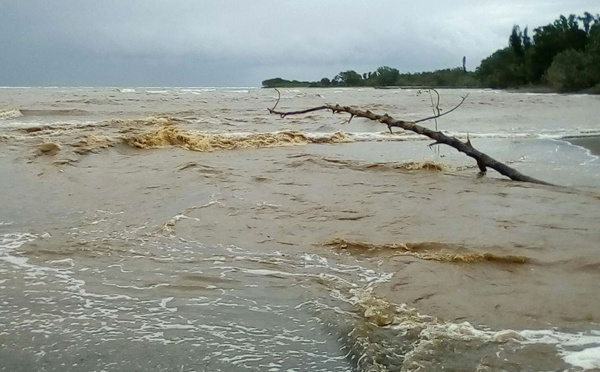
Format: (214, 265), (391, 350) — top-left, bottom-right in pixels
(269, 88), (282, 112)
(466, 132), (473, 147)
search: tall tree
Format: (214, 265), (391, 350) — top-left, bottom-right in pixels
(578, 12), (594, 34)
(530, 14), (588, 82)
(333, 70), (363, 86)
(375, 66), (400, 86)
(523, 27), (532, 50)
(510, 25), (524, 56)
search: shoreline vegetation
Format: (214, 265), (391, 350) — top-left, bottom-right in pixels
(262, 12), (600, 94)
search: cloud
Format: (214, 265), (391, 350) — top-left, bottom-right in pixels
(1, 0), (598, 85)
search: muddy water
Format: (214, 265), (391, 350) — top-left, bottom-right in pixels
(1, 87), (600, 371)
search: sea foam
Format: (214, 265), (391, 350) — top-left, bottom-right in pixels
(0, 108), (23, 120)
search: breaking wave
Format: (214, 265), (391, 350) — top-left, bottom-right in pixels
(337, 289), (600, 371)
(125, 123), (351, 152)
(350, 130), (600, 142)
(286, 155), (450, 173)
(323, 238), (530, 264)
(72, 134), (116, 154)
(20, 109), (91, 117)
(350, 159), (449, 172)
(0, 108), (23, 120)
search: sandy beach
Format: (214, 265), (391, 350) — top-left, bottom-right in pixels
(1, 87), (600, 371)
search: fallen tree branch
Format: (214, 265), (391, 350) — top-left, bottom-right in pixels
(267, 90), (552, 185)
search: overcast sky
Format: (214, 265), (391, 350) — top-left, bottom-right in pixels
(1, 1), (597, 87)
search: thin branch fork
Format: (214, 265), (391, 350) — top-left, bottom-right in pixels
(267, 91), (551, 185)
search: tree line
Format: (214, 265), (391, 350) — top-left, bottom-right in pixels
(262, 66), (479, 89)
(262, 12), (600, 92)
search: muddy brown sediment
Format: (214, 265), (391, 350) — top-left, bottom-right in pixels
(3, 138), (598, 331)
(125, 123), (351, 151)
(323, 238), (530, 264)
(5, 117), (353, 164)
(2, 88), (600, 365)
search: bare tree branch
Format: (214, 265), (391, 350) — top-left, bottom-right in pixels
(414, 94), (468, 123)
(267, 93), (552, 186)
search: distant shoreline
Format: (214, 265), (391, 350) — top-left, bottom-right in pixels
(260, 84), (600, 95)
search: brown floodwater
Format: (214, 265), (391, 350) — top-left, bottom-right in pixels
(1, 87), (600, 371)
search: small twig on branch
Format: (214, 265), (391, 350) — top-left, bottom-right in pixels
(419, 88), (441, 125)
(414, 94), (468, 124)
(271, 88), (282, 112)
(423, 88), (441, 156)
(267, 91), (552, 186)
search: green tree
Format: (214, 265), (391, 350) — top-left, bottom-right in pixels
(375, 66), (400, 86)
(546, 49), (591, 91)
(523, 27), (532, 50)
(578, 12), (595, 34)
(319, 77), (331, 87)
(333, 70), (363, 86)
(530, 14), (588, 82)
(510, 25), (524, 56)
(585, 23), (600, 84)
(477, 44), (528, 88)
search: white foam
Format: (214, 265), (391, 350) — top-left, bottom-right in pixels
(563, 346), (600, 369)
(0, 233), (38, 274)
(520, 329), (600, 369)
(0, 108), (23, 120)
(345, 130), (600, 142)
(525, 92), (558, 96)
(345, 288), (600, 370)
(0, 233), (36, 252)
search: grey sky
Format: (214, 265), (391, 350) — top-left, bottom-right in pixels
(1, 0), (597, 86)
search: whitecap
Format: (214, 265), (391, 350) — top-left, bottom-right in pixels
(563, 346), (600, 370)
(0, 108), (23, 120)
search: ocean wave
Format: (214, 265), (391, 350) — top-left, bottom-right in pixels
(72, 134), (116, 155)
(323, 238), (529, 264)
(180, 88), (216, 93)
(20, 109), (90, 117)
(341, 289), (600, 371)
(0, 109), (23, 120)
(38, 141), (62, 154)
(286, 155), (450, 173)
(145, 90), (170, 94)
(125, 123), (352, 152)
(342, 130), (600, 142)
(369, 160), (448, 171)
